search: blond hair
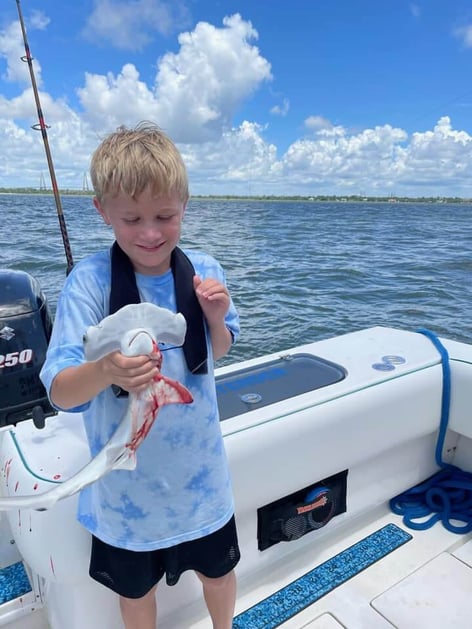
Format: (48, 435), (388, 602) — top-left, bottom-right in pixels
(90, 122), (189, 203)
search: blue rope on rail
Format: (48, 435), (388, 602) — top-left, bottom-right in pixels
(389, 328), (472, 534)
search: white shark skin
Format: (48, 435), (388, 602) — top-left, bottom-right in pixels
(0, 304), (193, 511)
(83, 303), (187, 361)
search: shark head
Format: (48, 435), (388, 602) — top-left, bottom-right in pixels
(84, 303), (187, 362)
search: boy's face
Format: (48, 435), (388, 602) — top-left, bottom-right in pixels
(94, 188), (186, 275)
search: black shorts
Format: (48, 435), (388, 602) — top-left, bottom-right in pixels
(89, 515), (240, 598)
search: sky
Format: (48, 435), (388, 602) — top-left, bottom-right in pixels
(1, 0), (472, 197)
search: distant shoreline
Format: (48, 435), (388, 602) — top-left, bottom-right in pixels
(0, 188), (470, 204)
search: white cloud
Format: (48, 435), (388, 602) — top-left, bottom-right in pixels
(78, 63), (158, 130)
(271, 98), (289, 116)
(152, 14), (272, 141)
(0, 16), (46, 87)
(78, 14), (272, 142)
(276, 117), (472, 194)
(304, 115), (332, 132)
(454, 24), (472, 48)
(175, 116), (472, 197)
(82, 0), (190, 50)
(183, 121), (280, 193)
(399, 116), (472, 184)
(29, 10), (50, 31)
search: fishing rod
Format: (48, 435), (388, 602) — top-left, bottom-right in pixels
(16, 0), (74, 275)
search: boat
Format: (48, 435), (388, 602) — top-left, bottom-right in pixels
(1, 268), (472, 628)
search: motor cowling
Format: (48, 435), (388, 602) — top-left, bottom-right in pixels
(0, 269), (55, 428)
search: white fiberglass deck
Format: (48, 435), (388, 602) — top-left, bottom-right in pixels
(157, 505), (472, 629)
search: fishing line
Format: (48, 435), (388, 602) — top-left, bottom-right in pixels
(16, 0), (74, 275)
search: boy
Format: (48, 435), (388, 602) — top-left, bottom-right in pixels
(40, 122), (240, 629)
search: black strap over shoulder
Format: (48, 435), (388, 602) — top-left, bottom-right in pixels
(109, 241), (208, 375)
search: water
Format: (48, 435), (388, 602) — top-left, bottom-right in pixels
(1, 194), (471, 366)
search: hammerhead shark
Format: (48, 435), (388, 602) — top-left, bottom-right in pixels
(0, 303), (193, 511)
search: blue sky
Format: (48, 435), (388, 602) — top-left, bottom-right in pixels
(1, 0), (472, 196)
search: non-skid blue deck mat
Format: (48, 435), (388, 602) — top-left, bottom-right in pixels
(0, 562), (32, 604)
(233, 523), (412, 629)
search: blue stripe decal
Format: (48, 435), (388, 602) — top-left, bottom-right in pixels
(233, 523), (412, 629)
(0, 562), (32, 604)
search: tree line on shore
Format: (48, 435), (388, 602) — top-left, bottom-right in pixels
(0, 187), (469, 204)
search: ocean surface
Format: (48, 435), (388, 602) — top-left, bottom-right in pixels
(1, 194), (471, 366)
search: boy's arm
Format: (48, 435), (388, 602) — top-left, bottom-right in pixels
(193, 275), (235, 361)
(50, 352), (159, 410)
(207, 322), (233, 361)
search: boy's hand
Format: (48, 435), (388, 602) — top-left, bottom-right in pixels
(193, 275), (233, 360)
(100, 351), (159, 394)
(50, 349), (160, 410)
(193, 275), (230, 326)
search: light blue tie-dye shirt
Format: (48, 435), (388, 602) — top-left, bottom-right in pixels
(40, 248), (239, 551)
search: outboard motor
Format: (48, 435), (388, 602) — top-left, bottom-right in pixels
(0, 269), (55, 428)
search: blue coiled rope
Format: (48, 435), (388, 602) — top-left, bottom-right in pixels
(389, 328), (472, 534)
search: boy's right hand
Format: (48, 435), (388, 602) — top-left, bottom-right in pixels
(100, 351), (159, 395)
(51, 351), (158, 410)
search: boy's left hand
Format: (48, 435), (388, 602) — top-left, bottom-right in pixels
(193, 275), (230, 327)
